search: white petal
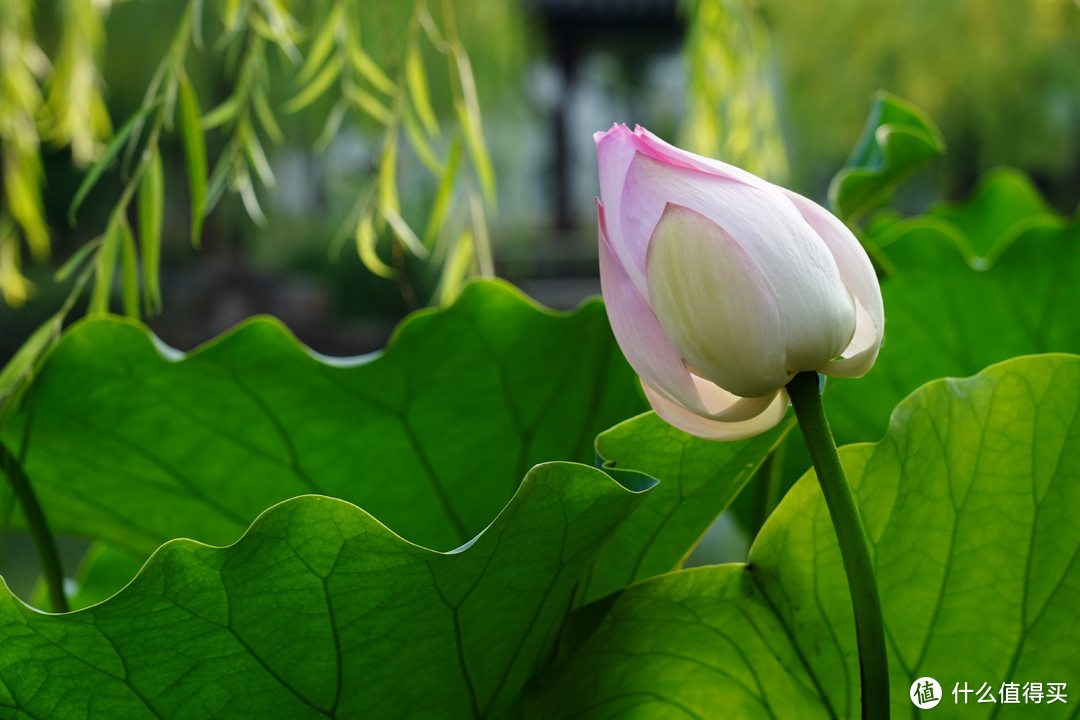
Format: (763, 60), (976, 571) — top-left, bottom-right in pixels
(824, 298), (881, 377)
(624, 154), (856, 374)
(602, 205), (779, 426)
(599, 125), (803, 299)
(689, 373), (783, 422)
(643, 382), (790, 441)
(645, 203), (791, 398)
(598, 202), (713, 416)
(780, 189), (884, 377)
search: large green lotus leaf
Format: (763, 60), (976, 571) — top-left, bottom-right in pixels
(866, 167), (1069, 268)
(529, 354), (1080, 718)
(58, 424), (791, 616)
(929, 168), (1062, 260)
(828, 91), (945, 224)
(0, 462), (652, 720)
(578, 411), (793, 604)
(55, 410), (792, 614)
(0, 280), (644, 556)
(826, 174), (1080, 449)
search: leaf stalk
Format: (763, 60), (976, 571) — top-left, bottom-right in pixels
(0, 440), (68, 613)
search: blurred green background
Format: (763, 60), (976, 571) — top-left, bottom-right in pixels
(2, 0), (1078, 364)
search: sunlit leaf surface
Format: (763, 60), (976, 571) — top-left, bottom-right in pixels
(530, 354), (1080, 719)
(580, 411), (792, 604)
(0, 464), (651, 720)
(0, 280), (644, 557)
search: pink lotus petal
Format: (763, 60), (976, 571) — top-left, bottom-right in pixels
(594, 123), (882, 441)
(602, 205), (785, 421)
(644, 203), (791, 398)
(631, 125), (775, 194)
(623, 156), (855, 377)
(781, 189), (885, 377)
(598, 201), (708, 415)
(643, 382), (789, 440)
(595, 125), (651, 295)
(689, 373), (783, 422)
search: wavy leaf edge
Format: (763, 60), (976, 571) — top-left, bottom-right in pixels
(33, 278), (607, 376)
(3, 459), (656, 618)
(869, 167), (1075, 271)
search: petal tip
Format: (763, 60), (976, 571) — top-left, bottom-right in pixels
(595, 123), (632, 146)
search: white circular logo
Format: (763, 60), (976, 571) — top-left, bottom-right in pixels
(911, 677), (942, 709)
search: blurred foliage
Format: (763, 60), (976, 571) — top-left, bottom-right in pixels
(679, 0), (788, 183)
(829, 91), (945, 226)
(0, 0), (107, 306)
(756, 0), (1080, 203)
(41, 0), (113, 168)
(828, 167), (1080, 449)
(0, 0), (527, 409)
(0, 0), (525, 313)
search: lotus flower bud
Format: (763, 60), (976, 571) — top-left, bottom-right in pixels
(595, 124), (884, 440)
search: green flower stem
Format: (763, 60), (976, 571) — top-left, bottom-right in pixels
(787, 371), (889, 719)
(0, 440), (68, 613)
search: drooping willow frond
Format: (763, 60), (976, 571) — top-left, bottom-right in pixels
(0, 0), (53, 304)
(680, 0), (788, 183)
(0, 0), (505, 410)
